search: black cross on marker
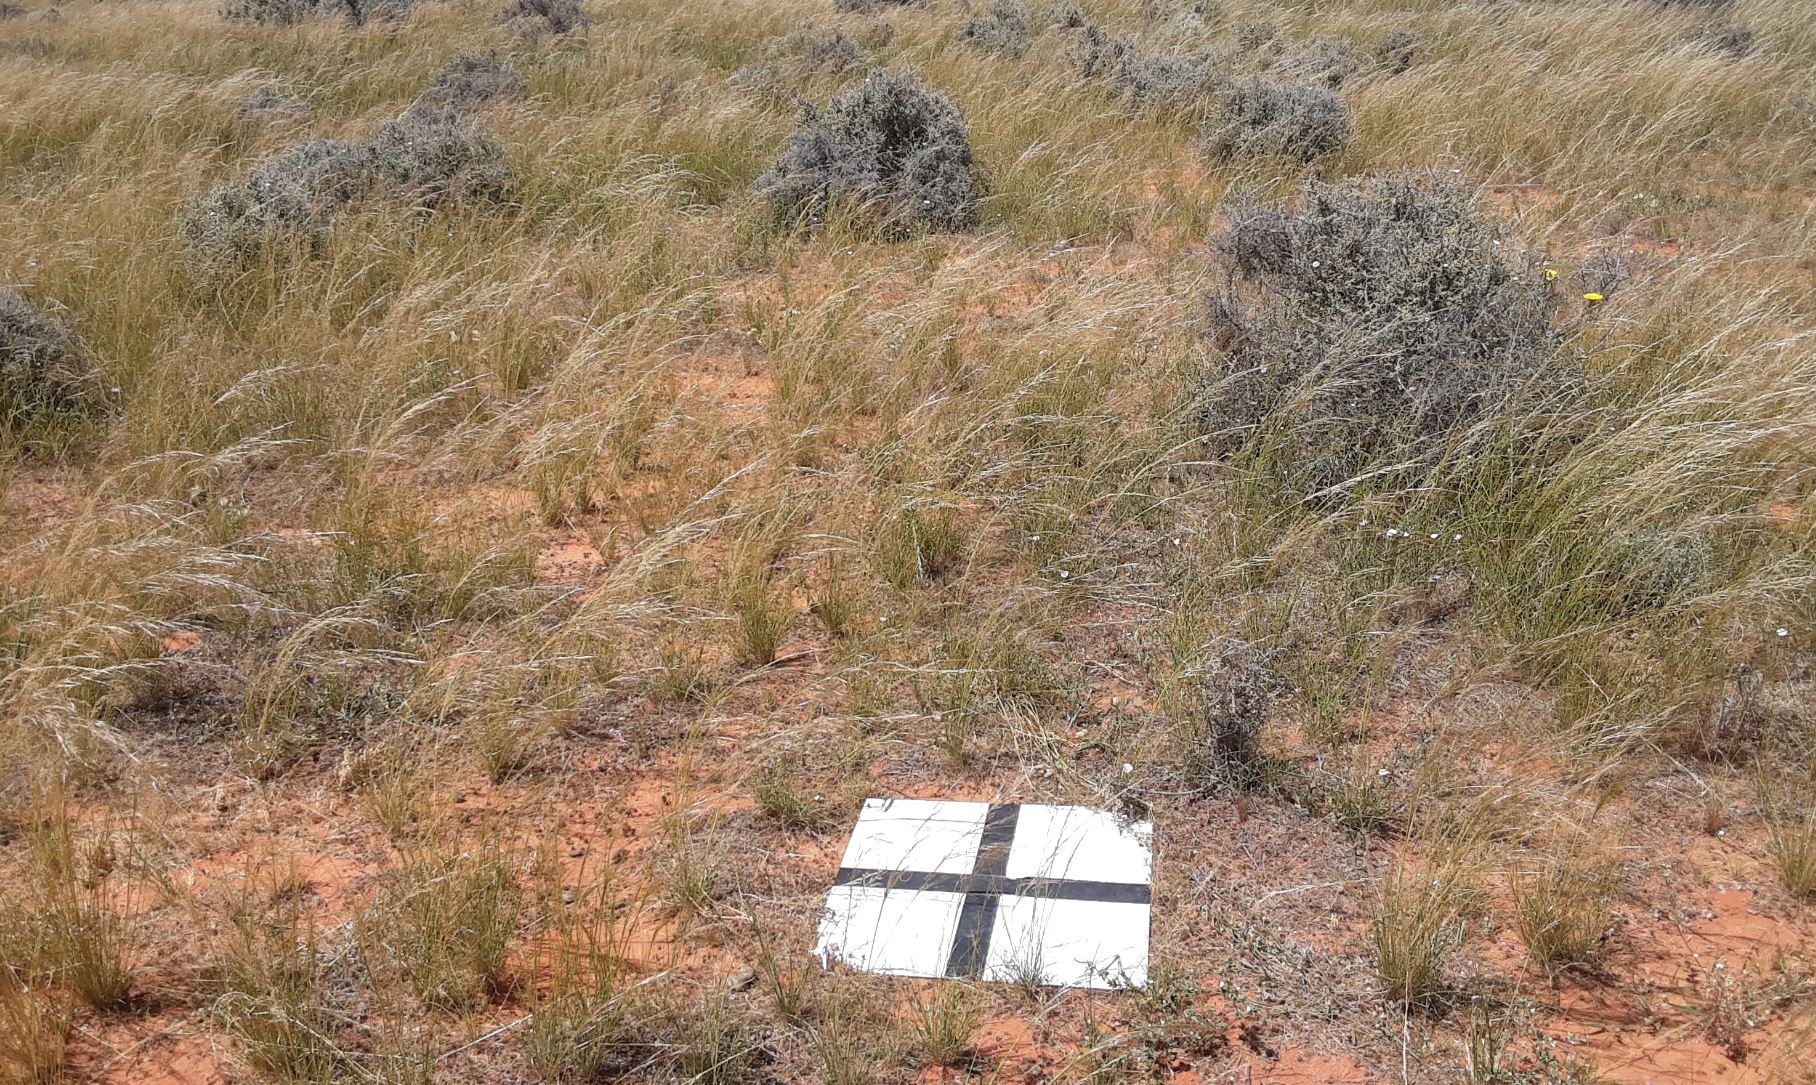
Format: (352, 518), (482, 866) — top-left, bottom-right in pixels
(830, 803), (1154, 978)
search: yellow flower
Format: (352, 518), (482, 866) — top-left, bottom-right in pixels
(1544, 268), (1559, 281)
(1582, 292), (1604, 303)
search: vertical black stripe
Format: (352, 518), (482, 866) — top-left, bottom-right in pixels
(943, 892), (1000, 977)
(973, 803), (1020, 876)
(942, 803), (1020, 977)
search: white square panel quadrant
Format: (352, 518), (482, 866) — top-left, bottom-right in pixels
(814, 799), (1152, 990)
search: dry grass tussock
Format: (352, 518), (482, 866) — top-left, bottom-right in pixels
(2, 0), (1816, 1082)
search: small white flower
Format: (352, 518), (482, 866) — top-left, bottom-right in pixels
(1377, 768), (1391, 777)
(1029, 534), (1041, 542)
(1171, 537), (1182, 547)
(1059, 570), (1070, 579)
(1452, 533), (1463, 542)
(1121, 763), (1134, 774)
(1428, 533), (1439, 540)
(1776, 627), (1789, 637)
(1384, 528), (1398, 538)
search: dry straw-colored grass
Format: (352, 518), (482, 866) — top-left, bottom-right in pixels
(3, 0), (1815, 1080)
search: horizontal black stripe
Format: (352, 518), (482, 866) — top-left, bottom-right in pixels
(833, 866), (1151, 905)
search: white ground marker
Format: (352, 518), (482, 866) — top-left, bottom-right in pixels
(814, 798), (1152, 990)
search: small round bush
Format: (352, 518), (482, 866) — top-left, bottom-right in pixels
(959, 0), (1033, 57)
(502, 0), (587, 36)
(0, 288), (95, 427)
(1375, 29), (1418, 74)
(1201, 77), (1351, 162)
(833, 0), (914, 12)
(238, 86), (312, 119)
(179, 138), (369, 276)
(363, 108), (513, 207)
(756, 68), (983, 235)
(1680, 22), (1757, 59)
(1270, 36), (1372, 88)
(1194, 173), (1569, 496)
(220, 0), (324, 26)
(1069, 25), (1221, 113)
(179, 112), (509, 280)
(416, 51), (527, 112)
(220, 0), (408, 26)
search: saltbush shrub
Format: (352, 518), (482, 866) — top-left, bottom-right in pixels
(362, 108), (512, 207)
(959, 0), (1033, 57)
(1201, 77), (1351, 162)
(1046, 0), (1085, 31)
(179, 111), (509, 279)
(220, 0), (324, 26)
(731, 21), (888, 102)
(773, 22), (863, 72)
(1375, 29), (1417, 74)
(238, 86), (312, 119)
(1269, 36), (1372, 88)
(756, 68), (982, 235)
(1193, 174), (1567, 496)
(1680, 22), (1757, 59)
(221, 0), (408, 26)
(1069, 25), (1220, 112)
(1185, 638), (1282, 789)
(502, 0), (587, 37)
(416, 51), (526, 112)
(0, 288), (95, 427)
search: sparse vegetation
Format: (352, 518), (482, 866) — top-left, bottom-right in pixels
(1511, 854), (1617, 976)
(1372, 863), (1474, 1009)
(4, 1), (1815, 1082)
(1181, 637), (1281, 789)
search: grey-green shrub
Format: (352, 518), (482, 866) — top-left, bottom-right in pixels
(959, 0), (1033, 57)
(1194, 174), (1567, 496)
(502, 0), (587, 37)
(1069, 25), (1220, 112)
(1270, 36), (1373, 88)
(220, 0), (409, 26)
(0, 288), (95, 429)
(179, 111), (510, 280)
(756, 68), (982, 235)
(1201, 77), (1351, 162)
(1186, 638), (1282, 789)
(1680, 22), (1757, 59)
(1375, 29), (1418, 73)
(416, 51), (526, 112)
